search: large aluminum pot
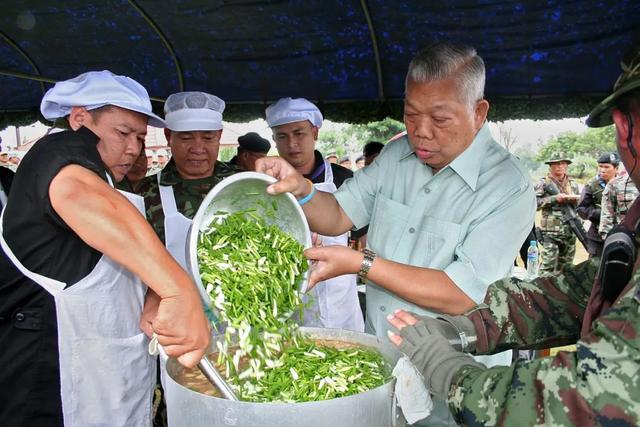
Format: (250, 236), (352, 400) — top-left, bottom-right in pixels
(164, 327), (405, 427)
(187, 171), (312, 305)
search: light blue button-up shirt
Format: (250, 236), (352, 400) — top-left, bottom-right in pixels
(335, 124), (536, 351)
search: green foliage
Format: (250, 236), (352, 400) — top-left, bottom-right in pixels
(536, 126), (616, 162)
(218, 146), (237, 162)
(317, 117), (404, 156)
(533, 125), (617, 183)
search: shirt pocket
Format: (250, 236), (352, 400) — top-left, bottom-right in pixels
(416, 216), (463, 268)
(367, 194), (411, 258)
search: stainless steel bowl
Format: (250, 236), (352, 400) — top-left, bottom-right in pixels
(188, 171), (312, 305)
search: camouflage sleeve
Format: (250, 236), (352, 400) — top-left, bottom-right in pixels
(448, 274), (640, 426)
(535, 178), (558, 209)
(468, 257), (599, 354)
(599, 183), (616, 239)
(136, 174), (166, 243)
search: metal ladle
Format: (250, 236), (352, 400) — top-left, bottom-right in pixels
(149, 333), (238, 401)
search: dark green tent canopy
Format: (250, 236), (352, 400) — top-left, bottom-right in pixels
(1, 1), (639, 127)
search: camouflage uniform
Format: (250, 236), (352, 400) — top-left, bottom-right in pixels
(136, 159), (241, 242)
(535, 174), (580, 273)
(445, 198), (640, 425)
(599, 174), (640, 239)
(576, 176), (607, 257)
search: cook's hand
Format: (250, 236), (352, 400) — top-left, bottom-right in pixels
(153, 291), (210, 368)
(386, 310), (483, 398)
(311, 232), (322, 248)
(255, 156), (310, 197)
(303, 245), (362, 290)
(140, 289), (161, 338)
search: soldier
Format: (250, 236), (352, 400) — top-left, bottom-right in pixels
(386, 44), (640, 427)
(535, 153), (580, 273)
(137, 91), (241, 269)
(156, 147), (169, 169)
(362, 141), (385, 166)
(228, 132), (271, 171)
(325, 152), (338, 163)
(577, 152), (619, 257)
(599, 172), (640, 239)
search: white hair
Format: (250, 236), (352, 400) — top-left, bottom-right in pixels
(406, 43), (485, 109)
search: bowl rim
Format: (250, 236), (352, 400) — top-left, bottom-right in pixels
(187, 171), (312, 306)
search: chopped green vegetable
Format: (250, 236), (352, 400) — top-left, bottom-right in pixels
(198, 209), (390, 402)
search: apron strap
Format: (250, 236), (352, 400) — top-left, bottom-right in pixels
(158, 173), (179, 217)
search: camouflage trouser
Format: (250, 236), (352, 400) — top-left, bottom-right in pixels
(540, 233), (576, 274)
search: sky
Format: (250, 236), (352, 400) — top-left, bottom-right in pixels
(0, 116), (591, 154)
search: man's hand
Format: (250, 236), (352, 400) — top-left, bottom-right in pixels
(255, 156), (309, 198)
(153, 291), (210, 368)
(140, 289), (161, 338)
(303, 245), (362, 290)
(556, 193), (580, 204)
(387, 310), (483, 398)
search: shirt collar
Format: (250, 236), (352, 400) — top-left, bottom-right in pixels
(399, 123), (491, 191)
(76, 125), (100, 144)
(447, 124), (491, 191)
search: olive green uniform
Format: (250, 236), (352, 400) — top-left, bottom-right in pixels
(535, 174), (580, 273)
(136, 159), (241, 243)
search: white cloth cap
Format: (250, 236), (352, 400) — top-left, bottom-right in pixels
(164, 91), (225, 131)
(265, 97), (323, 128)
(40, 70), (165, 128)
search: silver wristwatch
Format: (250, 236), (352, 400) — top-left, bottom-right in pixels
(358, 249), (376, 282)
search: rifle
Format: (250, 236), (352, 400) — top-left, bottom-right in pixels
(543, 180), (589, 251)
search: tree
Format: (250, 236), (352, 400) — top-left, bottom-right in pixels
(536, 125), (616, 162)
(536, 125), (617, 182)
(495, 122), (518, 152)
(317, 117), (404, 157)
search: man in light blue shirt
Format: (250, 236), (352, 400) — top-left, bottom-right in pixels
(257, 42), (535, 425)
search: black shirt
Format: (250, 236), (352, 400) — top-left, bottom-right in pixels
(1, 127), (108, 289)
(305, 150), (353, 187)
(0, 126), (108, 425)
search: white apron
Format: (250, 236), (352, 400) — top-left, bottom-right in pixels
(158, 173), (192, 272)
(0, 174), (155, 427)
(303, 160), (364, 332)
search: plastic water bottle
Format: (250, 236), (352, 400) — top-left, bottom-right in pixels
(526, 240), (539, 279)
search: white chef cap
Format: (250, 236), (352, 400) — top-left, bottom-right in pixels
(40, 70), (165, 128)
(164, 91), (225, 131)
(265, 97), (323, 128)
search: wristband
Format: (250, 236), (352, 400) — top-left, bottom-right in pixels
(297, 179), (316, 206)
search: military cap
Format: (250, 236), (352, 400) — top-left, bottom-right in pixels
(363, 141), (385, 157)
(544, 152), (573, 165)
(587, 46), (640, 127)
(325, 152), (338, 160)
(237, 132), (270, 154)
(597, 152), (620, 165)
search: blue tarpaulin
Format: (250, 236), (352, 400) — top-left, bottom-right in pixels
(1, 1), (639, 123)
